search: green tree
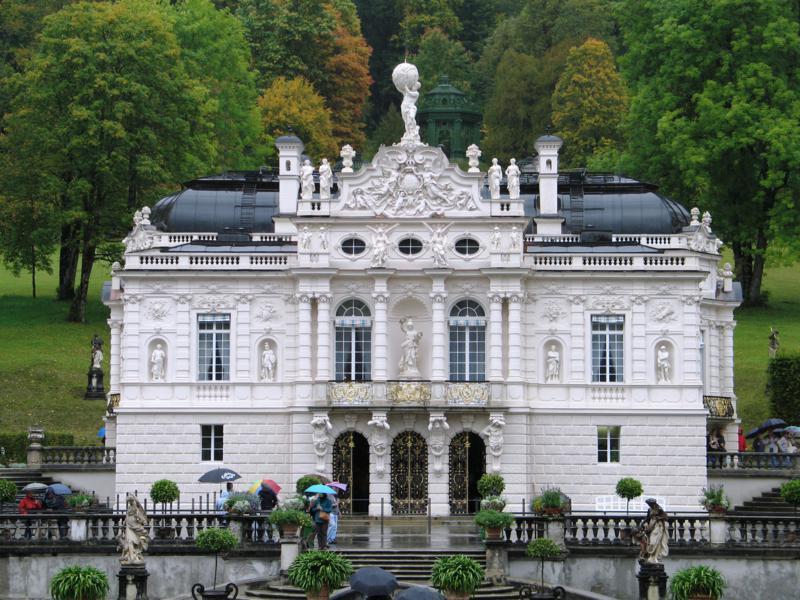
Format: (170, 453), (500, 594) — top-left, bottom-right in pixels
(171, 0), (262, 170)
(412, 28), (474, 94)
(396, 0), (461, 53)
(619, 0), (800, 305)
(3, 0), (215, 321)
(551, 38), (628, 168)
(363, 103), (405, 158)
(258, 76), (338, 161)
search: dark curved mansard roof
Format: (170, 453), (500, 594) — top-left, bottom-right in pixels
(150, 169), (689, 236)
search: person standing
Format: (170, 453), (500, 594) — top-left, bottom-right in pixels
(309, 493), (332, 550)
(43, 489), (69, 539)
(18, 491), (43, 539)
(259, 484), (278, 512)
(216, 482), (234, 511)
(327, 494), (340, 547)
(738, 426), (747, 453)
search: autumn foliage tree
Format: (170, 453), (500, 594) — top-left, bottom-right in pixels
(551, 38), (628, 168)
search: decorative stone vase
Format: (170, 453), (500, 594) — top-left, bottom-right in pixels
(306, 584), (329, 600)
(191, 583), (238, 599)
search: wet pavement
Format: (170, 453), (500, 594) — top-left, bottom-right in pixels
(331, 515), (483, 549)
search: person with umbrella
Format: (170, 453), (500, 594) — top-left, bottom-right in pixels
(18, 490), (43, 539)
(258, 481), (278, 512)
(306, 484), (334, 550)
(43, 487), (70, 539)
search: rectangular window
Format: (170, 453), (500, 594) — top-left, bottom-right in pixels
(335, 326), (371, 381)
(449, 325), (486, 382)
(591, 315), (624, 382)
(597, 426), (620, 463)
(198, 314), (230, 381)
(201, 425), (223, 461)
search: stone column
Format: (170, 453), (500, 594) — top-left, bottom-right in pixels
(722, 322), (736, 397)
(372, 291), (389, 381)
(175, 295), (191, 380)
(297, 294), (312, 380)
(430, 291), (448, 381)
(507, 293), (522, 381)
(108, 319), (122, 394)
(488, 293), (504, 381)
(316, 294), (331, 381)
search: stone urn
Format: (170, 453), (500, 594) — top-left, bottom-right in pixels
(191, 583), (238, 599)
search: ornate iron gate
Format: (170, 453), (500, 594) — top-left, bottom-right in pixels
(391, 431), (428, 515)
(449, 431), (485, 515)
(333, 432), (355, 514)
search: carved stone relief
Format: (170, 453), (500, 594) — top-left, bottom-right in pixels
(145, 301), (170, 321)
(540, 300), (567, 322)
(428, 413), (449, 474)
(310, 413), (333, 474)
(367, 413), (391, 475)
(649, 302), (677, 323)
(480, 413), (505, 474)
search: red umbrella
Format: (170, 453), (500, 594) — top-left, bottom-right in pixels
(261, 479), (281, 494)
(329, 481), (348, 492)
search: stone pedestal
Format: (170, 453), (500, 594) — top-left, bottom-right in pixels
(280, 538), (300, 573)
(636, 561), (667, 600)
(85, 367), (106, 399)
(118, 564), (149, 600)
(26, 427), (44, 467)
(484, 540), (508, 584)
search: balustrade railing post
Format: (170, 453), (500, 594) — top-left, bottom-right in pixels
(380, 498), (384, 538)
(69, 516), (87, 541)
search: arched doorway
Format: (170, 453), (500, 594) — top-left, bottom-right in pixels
(449, 431), (485, 515)
(391, 431), (428, 515)
(332, 431), (370, 514)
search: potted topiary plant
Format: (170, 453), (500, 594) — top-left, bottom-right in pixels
(479, 495), (507, 511)
(477, 474), (505, 498)
(700, 485), (731, 514)
(287, 549), (353, 600)
(474, 509), (515, 540)
(669, 565), (726, 600)
(525, 538), (563, 598)
(50, 566), (109, 600)
(431, 554), (485, 600)
(192, 527), (239, 599)
(269, 507), (312, 538)
(150, 479), (180, 539)
(539, 488), (564, 516)
(615, 477), (643, 539)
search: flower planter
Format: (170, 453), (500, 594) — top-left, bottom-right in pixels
(443, 592), (470, 600)
(306, 584), (329, 600)
(543, 508), (563, 516)
(281, 523), (299, 538)
(485, 527), (503, 541)
(191, 583), (238, 599)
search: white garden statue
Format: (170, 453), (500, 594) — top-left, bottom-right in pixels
(488, 158), (502, 200)
(393, 62), (422, 143)
(319, 158), (332, 199)
(656, 345), (671, 383)
(261, 342), (277, 382)
(300, 159), (315, 200)
(150, 344), (166, 382)
(505, 158), (520, 200)
(118, 494), (149, 565)
(546, 345), (560, 382)
(398, 317), (423, 379)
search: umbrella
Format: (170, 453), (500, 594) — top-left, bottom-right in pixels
(775, 426), (800, 436)
(262, 479), (281, 494)
(349, 567), (398, 597)
(198, 467), (242, 483)
(46, 483), (72, 495)
(328, 481), (348, 492)
(329, 590), (362, 600)
(746, 418), (787, 438)
(305, 484), (337, 495)
(395, 586), (445, 600)
(22, 482), (48, 492)
(97, 426), (106, 438)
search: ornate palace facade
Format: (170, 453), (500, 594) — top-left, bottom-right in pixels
(103, 63), (740, 515)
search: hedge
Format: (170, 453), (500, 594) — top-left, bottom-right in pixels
(0, 433), (76, 464)
(767, 355), (800, 425)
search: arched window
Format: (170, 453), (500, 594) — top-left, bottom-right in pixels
(449, 300), (486, 382)
(335, 299), (372, 381)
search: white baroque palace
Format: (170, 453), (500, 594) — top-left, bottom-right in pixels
(104, 63), (740, 515)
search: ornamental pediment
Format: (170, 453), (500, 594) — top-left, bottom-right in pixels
(333, 140), (486, 218)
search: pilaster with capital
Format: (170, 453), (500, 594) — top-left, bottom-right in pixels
(507, 293), (522, 381)
(121, 297), (141, 384)
(430, 291), (448, 381)
(174, 294), (191, 381)
(681, 301), (700, 385)
(722, 322), (736, 397)
(108, 319), (122, 395)
(296, 294), (313, 380)
(488, 293), (504, 381)
(316, 294), (331, 381)
(372, 289), (389, 381)
(631, 294), (647, 383)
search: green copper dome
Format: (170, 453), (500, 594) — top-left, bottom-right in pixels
(418, 76), (481, 160)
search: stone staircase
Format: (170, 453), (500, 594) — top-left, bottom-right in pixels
(242, 549), (520, 599)
(732, 487), (796, 514)
(0, 468), (56, 507)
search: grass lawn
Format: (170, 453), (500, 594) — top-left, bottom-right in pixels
(0, 255), (797, 443)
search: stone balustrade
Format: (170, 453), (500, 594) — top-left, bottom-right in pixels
(525, 233), (689, 249)
(528, 253), (698, 271)
(446, 382), (490, 407)
(126, 253), (296, 270)
(327, 381), (373, 406)
(707, 452), (800, 471)
(41, 446), (116, 467)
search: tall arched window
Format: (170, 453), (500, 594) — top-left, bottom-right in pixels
(449, 300), (486, 381)
(335, 299), (372, 381)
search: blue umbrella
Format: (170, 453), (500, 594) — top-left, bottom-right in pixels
(97, 426), (106, 438)
(746, 418), (787, 438)
(395, 587), (445, 600)
(47, 483), (72, 495)
(305, 484), (337, 495)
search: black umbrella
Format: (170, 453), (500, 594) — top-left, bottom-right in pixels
(745, 418), (787, 439)
(395, 586), (445, 600)
(198, 467), (242, 483)
(349, 567), (398, 597)
(329, 590), (363, 600)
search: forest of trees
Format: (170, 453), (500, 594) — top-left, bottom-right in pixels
(0, 0), (798, 318)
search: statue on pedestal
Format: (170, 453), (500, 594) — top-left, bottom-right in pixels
(393, 62), (421, 143)
(85, 335), (106, 399)
(150, 344), (166, 382)
(119, 494), (149, 565)
(634, 498), (669, 564)
(488, 158), (502, 200)
(505, 158), (520, 199)
(398, 317), (423, 379)
(300, 159), (314, 200)
(319, 158), (332, 199)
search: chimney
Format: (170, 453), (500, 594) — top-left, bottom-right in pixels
(534, 134), (564, 236)
(275, 134), (304, 215)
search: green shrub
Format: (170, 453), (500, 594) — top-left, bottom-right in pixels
(540, 488), (564, 509)
(767, 355), (800, 424)
(780, 479), (800, 510)
(474, 509), (514, 530)
(195, 527), (239, 554)
(477, 474), (505, 498)
(700, 485), (731, 511)
(526, 538), (562, 589)
(0, 432), (75, 464)
(269, 508), (312, 528)
(0, 479), (17, 502)
(49, 566), (109, 600)
(149, 479), (179, 504)
(295, 474), (324, 495)
(616, 477), (643, 516)
(67, 493), (94, 509)
(669, 565), (726, 600)
(479, 495), (506, 511)
(287, 550), (353, 593)
(431, 555), (485, 594)
(223, 493), (259, 512)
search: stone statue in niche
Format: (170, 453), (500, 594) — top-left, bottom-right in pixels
(261, 342), (277, 382)
(656, 345), (671, 383)
(393, 62), (421, 143)
(150, 344), (166, 382)
(319, 158), (332, 199)
(398, 317), (423, 379)
(509, 225), (521, 250)
(118, 494), (149, 565)
(367, 413), (391, 475)
(488, 158), (502, 200)
(505, 158), (520, 200)
(491, 226), (502, 250)
(300, 159), (314, 200)
(481, 413), (505, 473)
(430, 226), (448, 267)
(545, 345), (560, 383)
(310, 413), (333, 474)
(769, 327), (780, 358)
(371, 226), (389, 268)
(299, 226), (312, 250)
(319, 226), (329, 251)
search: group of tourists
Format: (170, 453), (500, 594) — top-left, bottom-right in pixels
(707, 426), (798, 468)
(17, 489), (70, 539)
